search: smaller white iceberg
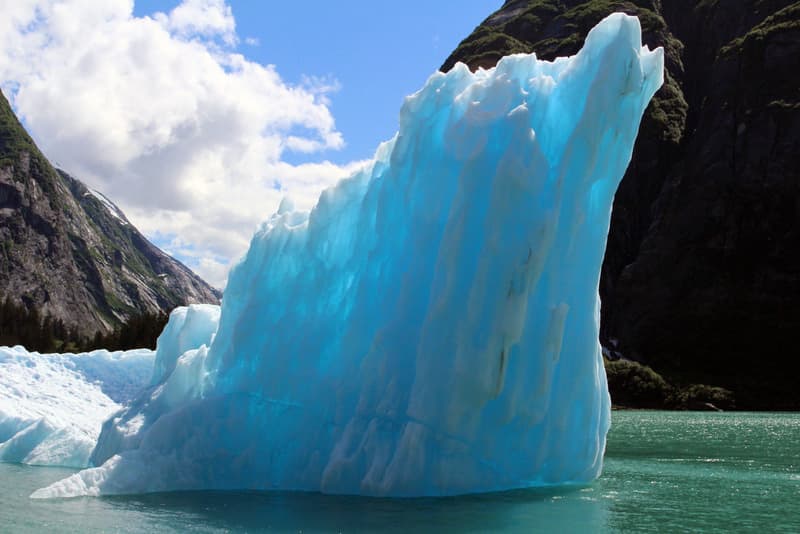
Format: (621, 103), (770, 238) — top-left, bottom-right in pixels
(0, 304), (220, 469)
(0, 346), (154, 468)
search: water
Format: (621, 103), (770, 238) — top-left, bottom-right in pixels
(1, 411), (798, 533)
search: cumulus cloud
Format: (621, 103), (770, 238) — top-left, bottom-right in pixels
(156, 0), (237, 45)
(0, 0), (359, 287)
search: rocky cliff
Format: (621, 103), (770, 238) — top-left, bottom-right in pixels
(443, 0), (800, 408)
(0, 90), (219, 336)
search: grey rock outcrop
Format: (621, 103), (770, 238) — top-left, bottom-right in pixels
(0, 89), (219, 336)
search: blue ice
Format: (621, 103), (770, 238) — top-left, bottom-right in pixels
(34, 13), (663, 498)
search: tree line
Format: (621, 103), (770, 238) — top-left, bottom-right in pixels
(0, 297), (168, 352)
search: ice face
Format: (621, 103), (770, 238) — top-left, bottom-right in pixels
(34, 13), (663, 498)
(150, 304), (221, 385)
(88, 304), (221, 469)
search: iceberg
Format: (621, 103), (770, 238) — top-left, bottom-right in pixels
(0, 304), (219, 470)
(34, 13), (663, 498)
(0, 345), (154, 468)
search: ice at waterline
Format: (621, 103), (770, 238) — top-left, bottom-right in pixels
(32, 13), (663, 498)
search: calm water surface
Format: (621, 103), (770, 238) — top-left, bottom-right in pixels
(1, 411), (798, 533)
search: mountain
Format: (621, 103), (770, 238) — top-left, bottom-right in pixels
(0, 89), (219, 337)
(443, 0), (800, 409)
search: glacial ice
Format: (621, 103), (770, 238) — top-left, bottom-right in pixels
(33, 13), (663, 498)
(0, 305), (220, 470)
(149, 303), (220, 385)
(0, 345), (154, 468)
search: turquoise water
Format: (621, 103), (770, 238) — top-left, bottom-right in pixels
(1, 412), (798, 533)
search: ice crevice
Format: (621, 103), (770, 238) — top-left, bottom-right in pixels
(31, 13), (663, 498)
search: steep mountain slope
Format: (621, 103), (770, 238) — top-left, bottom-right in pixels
(443, 0), (800, 408)
(0, 89), (219, 336)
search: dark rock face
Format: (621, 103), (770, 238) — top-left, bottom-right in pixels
(443, 0), (800, 408)
(0, 90), (220, 336)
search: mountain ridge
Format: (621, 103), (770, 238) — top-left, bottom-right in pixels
(0, 89), (219, 336)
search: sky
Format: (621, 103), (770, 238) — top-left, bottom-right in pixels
(0, 0), (500, 288)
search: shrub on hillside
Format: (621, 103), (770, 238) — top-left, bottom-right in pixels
(604, 358), (674, 408)
(672, 383), (736, 410)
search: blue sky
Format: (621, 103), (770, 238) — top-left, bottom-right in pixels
(134, 0), (500, 164)
(1, 1), (500, 286)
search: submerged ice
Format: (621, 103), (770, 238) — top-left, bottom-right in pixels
(34, 13), (663, 498)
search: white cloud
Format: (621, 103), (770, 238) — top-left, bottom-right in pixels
(156, 0), (237, 46)
(0, 0), (358, 288)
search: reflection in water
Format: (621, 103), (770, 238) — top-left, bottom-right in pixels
(109, 485), (609, 533)
(1, 463), (608, 533)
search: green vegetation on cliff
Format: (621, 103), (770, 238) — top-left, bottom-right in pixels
(605, 358), (735, 410)
(0, 297), (168, 352)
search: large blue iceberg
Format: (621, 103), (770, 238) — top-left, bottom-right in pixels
(34, 13), (663, 498)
